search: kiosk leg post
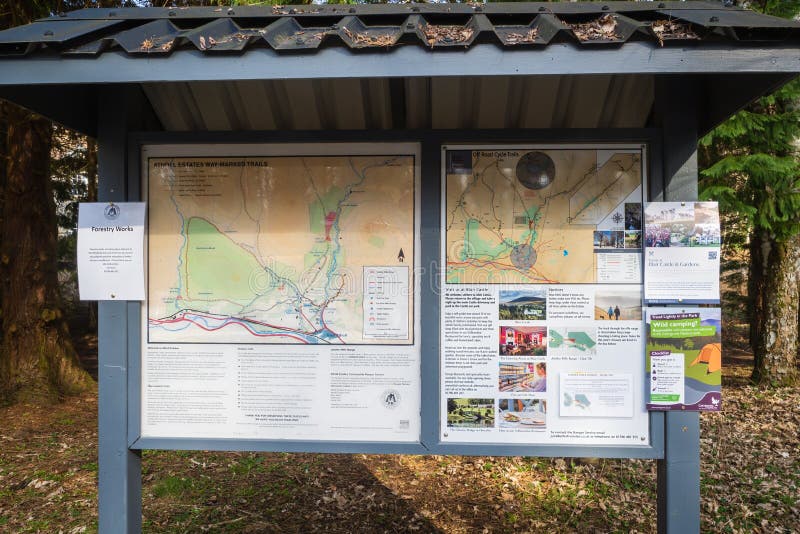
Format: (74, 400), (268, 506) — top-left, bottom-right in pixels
(657, 411), (700, 533)
(97, 87), (145, 533)
(654, 75), (702, 533)
(98, 301), (141, 533)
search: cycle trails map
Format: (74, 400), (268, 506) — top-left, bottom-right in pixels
(444, 148), (643, 284)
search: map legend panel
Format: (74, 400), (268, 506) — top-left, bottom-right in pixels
(596, 252), (641, 283)
(363, 266), (410, 340)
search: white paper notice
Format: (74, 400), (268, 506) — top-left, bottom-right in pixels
(645, 247), (720, 302)
(559, 372), (634, 417)
(644, 202), (721, 303)
(77, 202), (145, 301)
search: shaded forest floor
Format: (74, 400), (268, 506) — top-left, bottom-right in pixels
(1, 324), (798, 533)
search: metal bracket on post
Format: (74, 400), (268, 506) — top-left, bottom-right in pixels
(97, 86), (147, 534)
(654, 75), (702, 534)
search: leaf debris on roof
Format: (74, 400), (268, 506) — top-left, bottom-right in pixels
(423, 25), (474, 47)
(505, 28), (539, 45)
(343, 27), (396, 48)
(1, 3), (799, 58)
(651, 19), (698, 46)
(569, 14), (620, 42)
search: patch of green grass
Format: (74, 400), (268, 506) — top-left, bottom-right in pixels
(255, 479), (297, 500)
(23, 519), (50, 531)
(231, 455), (263, 476)
(152, 476), (193, 498)
(777, 492), (797, 508)
(56, 416), (75, 426)
(80, 461), (98, 472)
(235, 485), (259, 498)
(169, 509), (195, 525)
(264, 461), (287, 475)
(764, 464), (778, 474)
(0, 516), (8, 526)
(32, 469), (64, 482)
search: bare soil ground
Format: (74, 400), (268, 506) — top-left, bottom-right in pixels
(1, 346), (798, 533)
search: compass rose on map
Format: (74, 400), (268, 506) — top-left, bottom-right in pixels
(612, 212), (624, 224)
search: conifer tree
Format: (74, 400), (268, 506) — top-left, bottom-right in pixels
(699, 1), (800, 385)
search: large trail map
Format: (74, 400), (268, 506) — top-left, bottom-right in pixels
(445, 148), (642, 284)
(147, 155), (415, 345)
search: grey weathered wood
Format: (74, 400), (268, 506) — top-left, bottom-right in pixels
(653, 78), (702, 534)
(658, 411), (701, 534)
(52, 3), (787, 20)
(654, 76), (700, 202)
(96, 85), (157, 534)
(0, 43), (799, 89)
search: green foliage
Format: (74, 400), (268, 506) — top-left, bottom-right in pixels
(1, 1), (138, 29)
(157, 0), (354, 6)
(754, 0), (800, 20)
(152, 475), (194, 498)
(699, 3), (800, 243)
(699, 79), (800, 242)
(51, 128), (91, 270)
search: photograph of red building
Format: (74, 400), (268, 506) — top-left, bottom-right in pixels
(499, 326), (547, 356)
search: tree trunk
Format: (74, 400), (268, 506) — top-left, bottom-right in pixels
(751, 232), (800, 386)
(0, 102), (6, 341)
(748, 231), (766, 350)
(0, 105), (93, 404)
(0, 101), (6, 240)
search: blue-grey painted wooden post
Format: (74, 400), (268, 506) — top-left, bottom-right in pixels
(654, 76), (702, 534)
(96, 86), (144, 533)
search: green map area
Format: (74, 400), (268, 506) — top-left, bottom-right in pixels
(549, 330), (596, 352)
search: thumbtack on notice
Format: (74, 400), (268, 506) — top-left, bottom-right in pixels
(77, 202), (146, 301)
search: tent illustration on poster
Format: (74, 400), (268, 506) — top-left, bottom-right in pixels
(690, 343), (721, 374)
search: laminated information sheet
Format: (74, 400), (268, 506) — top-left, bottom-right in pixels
(440, 145), (650, 446)
(644, 201), (721, 304)
(646, 308), (722, 411)
(77, 202), (146, 301)
(140, 144), (421, 442)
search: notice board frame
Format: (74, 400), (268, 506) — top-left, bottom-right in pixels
(125, 128), (665, 460)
